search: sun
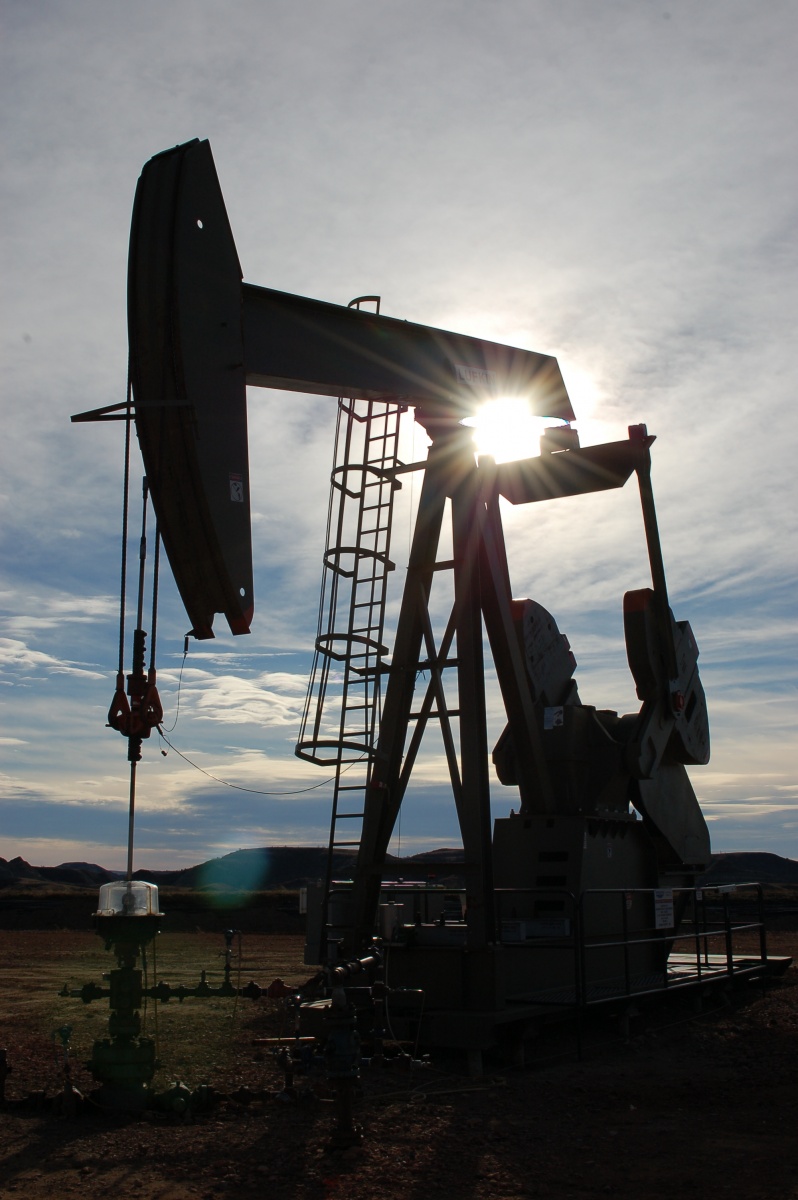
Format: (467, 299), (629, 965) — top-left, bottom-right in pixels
(463, 397), (567, 464)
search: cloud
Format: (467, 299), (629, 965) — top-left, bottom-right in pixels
(0, 637), (107, 682)
(1, 2), (795, 868)
(3, 594), (117, 636)
(149, 662), (312, 733)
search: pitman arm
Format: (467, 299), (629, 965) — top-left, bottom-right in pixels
(622, 424), (710, 779)
(624, 589), (710, 778)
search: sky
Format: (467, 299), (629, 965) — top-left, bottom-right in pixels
(1, 0), (796, 872)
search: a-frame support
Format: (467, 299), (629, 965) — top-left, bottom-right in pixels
(343, 422), (559, 956)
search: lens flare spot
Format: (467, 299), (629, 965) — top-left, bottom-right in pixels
(196, 848), (271, 908)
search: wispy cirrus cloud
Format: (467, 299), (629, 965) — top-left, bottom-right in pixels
(191, 673), (308, 727)
(0, 638), (107, 681)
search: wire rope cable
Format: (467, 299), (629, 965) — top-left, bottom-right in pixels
(158, 635), (190, 733)
(157, 728), (367, 795)
(117, 363), (133, 675)
(149, 523), (161, 669)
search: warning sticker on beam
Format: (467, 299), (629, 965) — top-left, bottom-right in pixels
(455, 363), (497, 389)
(654, 888), (674, 929)
(229, 473), (244, 502)
(544, 707), (564, 729)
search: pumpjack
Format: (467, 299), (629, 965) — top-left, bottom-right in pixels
(75, 139), (718, 1054)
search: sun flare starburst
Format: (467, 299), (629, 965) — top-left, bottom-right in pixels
(463, 397), (567, 464)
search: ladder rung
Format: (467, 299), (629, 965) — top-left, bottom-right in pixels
(337, 783), (369, 792)
(332, 840), (361, 848)
(409, 709), (461, 719)
(336, 812), (365, 819)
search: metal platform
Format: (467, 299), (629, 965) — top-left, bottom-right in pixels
(504, 951), (792, 1010)
(380, 944), (793, 1058)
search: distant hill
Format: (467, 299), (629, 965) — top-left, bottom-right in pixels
(2, 849), (797, 891)
(0, 857), (42, 882)
(0, 845), (465, 892)
(700, 853), (798, 887)
(135, 846), (355, 890)
(152, 845), (470, 890)
(39, 862), (125, 887)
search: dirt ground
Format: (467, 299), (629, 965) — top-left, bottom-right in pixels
(2, 928), (798, 1200)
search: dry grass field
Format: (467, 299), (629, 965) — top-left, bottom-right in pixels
(2, 923), (798, 1199)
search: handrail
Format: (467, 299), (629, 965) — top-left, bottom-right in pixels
(492, 881), (769, 1012)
